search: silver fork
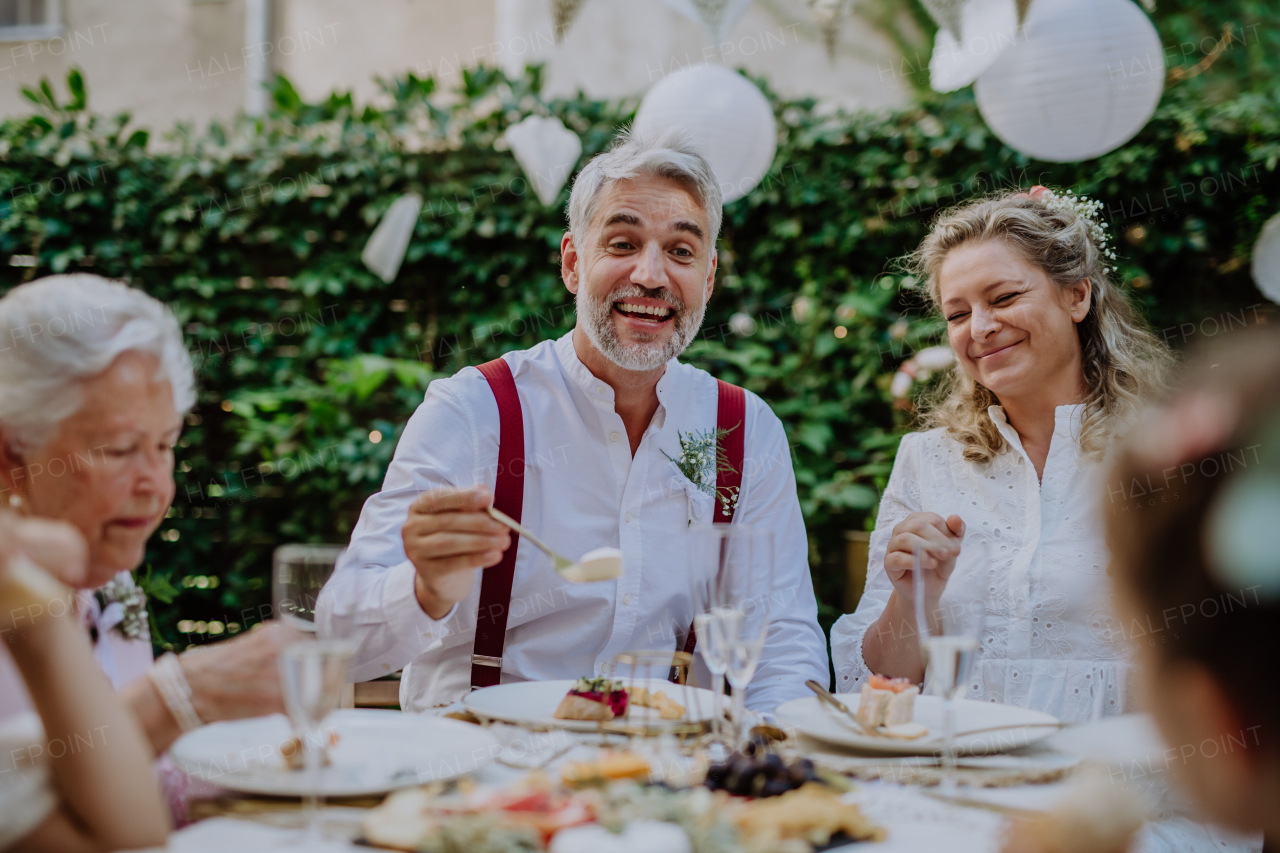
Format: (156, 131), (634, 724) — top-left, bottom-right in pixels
(485, 506), (577, 575)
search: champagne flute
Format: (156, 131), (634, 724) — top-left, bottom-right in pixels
(692, 524), (773, 753)
(272, 544), (353, 841)
(693, 610), (729, 756)
(723, 530), (772, 752)
(913, 536), (989, 792)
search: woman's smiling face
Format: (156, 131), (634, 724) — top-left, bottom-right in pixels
(938, 238), (1092, 404)
(11, 350), (181, 587)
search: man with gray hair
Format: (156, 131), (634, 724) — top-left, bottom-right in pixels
(322, 129), (828, 714)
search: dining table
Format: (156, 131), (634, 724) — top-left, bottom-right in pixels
(121, 703), (1245, 853)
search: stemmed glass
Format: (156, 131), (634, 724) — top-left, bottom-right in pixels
(273, 543), (354, 841)
(722, 528), (772, 752)
(692, 610), (730, 757)
(912, 536), (990, 792)
(690, 524), (774, 754)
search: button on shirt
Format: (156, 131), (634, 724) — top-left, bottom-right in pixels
(320, 333), (828, 713)
(830, 405), (1133, 724)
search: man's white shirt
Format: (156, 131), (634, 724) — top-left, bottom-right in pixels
(320, 332), (828, 713)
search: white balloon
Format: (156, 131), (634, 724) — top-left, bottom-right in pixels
(930, 0), (1021, 93)
(1250, 212), (1280, 304)
(975, 0), (1164, 162)
(361, 193), (422, 283)
(633, 63), (777, 203)
(503, 114), (583, 208)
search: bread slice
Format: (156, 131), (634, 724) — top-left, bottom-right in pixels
(554, 694), (614, 721)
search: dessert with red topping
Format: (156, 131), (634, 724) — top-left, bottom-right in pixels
(553, 677), (629, 721)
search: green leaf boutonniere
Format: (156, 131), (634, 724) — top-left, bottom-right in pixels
(663, 424), (740, 521)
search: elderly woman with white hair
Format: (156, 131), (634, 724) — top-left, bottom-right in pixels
(0, 275), (289, 779)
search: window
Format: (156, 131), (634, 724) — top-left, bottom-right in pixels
(0, 0), (63, 42)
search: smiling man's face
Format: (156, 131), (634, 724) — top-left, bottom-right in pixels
(562, 175), (716, 372)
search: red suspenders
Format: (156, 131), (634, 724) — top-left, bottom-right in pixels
(470, 358), (524, 689)
(469, 360), (746, 691)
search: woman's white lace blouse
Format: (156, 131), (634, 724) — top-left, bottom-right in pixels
(830, 404), (1132, 724)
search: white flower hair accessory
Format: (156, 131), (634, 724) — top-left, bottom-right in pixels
(1016, 185), (1118, 274)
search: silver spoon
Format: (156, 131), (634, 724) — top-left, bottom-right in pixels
(484, 506), (623, 583)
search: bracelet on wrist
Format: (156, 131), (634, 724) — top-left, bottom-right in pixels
(148, 652), (203, 733)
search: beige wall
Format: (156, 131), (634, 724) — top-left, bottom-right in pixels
(0, 0), (908, 131)
(0, 0), (244, 129)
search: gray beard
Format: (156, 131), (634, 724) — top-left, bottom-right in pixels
(576, 282), (706, 371)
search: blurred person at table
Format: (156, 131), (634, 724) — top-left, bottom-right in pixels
(1, 512), (170, 852)
(1105, 329), (1280, 852)
(0, 275), (291, 762)
(319, 128), (828, 712)
(830, 186), (1174, 722)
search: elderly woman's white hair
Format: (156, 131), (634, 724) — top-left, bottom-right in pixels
(567, 126), (724, 250)
(0, 274), (195, 451)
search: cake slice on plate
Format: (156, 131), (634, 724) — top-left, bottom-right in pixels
(855, 674), (919, 729)
(553, 677), (629, 721)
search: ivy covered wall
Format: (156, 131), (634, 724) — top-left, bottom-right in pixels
(1, 59), (1276, 649)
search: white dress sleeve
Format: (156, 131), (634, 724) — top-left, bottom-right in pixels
(830, 432), (922, 693)
(0, 712), (57, 849)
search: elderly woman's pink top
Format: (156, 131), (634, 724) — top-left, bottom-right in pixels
(0, 580), (156, 720)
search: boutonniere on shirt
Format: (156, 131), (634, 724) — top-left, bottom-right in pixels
(663, 425), (740, 521)
(94, 571), (150, 642)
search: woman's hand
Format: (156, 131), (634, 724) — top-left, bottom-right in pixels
(884, 512), (966, 606)
(0, 513), (87, 634)
(180, 621), (293, 723)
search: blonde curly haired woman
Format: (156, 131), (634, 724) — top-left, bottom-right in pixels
(831, 186), (1173, 722)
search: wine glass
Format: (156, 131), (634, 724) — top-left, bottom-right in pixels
(912, 536), (990, 792)
(272, 544), (354, 841)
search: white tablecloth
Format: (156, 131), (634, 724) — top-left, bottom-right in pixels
(137, 714), (1260, 853)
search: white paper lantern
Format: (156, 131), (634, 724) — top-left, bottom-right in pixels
(930, 0), (1020, 93)
(633, 63), (776, 203)
(1250, 213), (1280, 304)
(974, 0), (1164, 163)
(361, 193), (422, 283)
(503, 115), (583, 208)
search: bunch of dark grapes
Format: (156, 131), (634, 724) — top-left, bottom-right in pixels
(704, 752), (821, 798)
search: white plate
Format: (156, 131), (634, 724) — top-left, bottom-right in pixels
(463, 678), (717, 732)
(774, 695), (1061, 756)
(170, 709), (499, 796)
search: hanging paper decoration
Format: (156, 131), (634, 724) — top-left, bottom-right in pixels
(918, 0), (965, 38)
(633, 63), (776, 204)
(552, 0), (588, 43)
(662, 0), (755, 44)
(362, 193), (423, 283)
(1250, 213), (1280, 304)
(974, 0), (1163, 162)
(930, 0), (1020, 93)
(807, 0), (847, 60)
(503, 114), (583, 207)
